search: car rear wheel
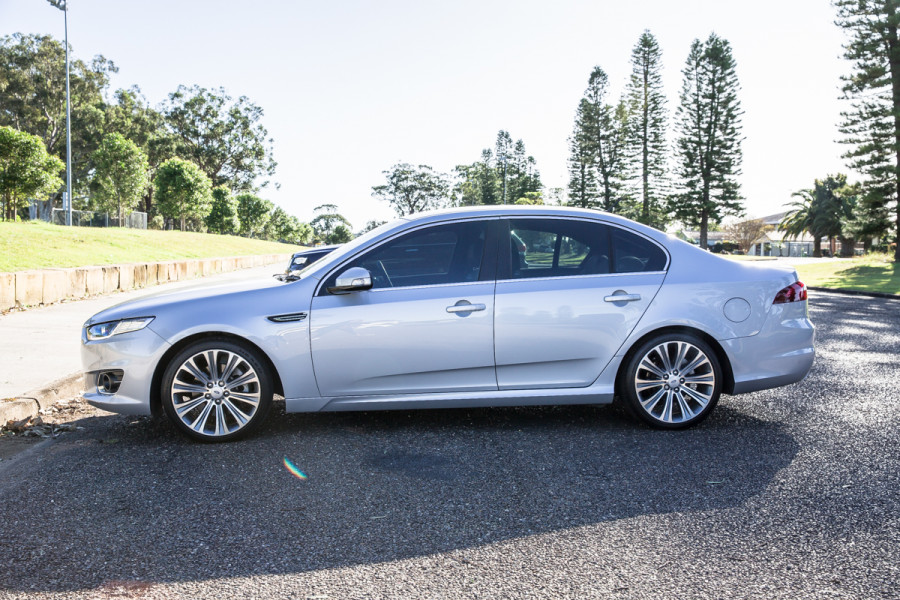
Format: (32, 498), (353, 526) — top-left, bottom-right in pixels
(621, 333), (722, 429)
(161, 339), (273, 442)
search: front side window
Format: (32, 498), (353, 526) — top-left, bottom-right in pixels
(323, 221), (488, 291)
(505, 219), (610, 279)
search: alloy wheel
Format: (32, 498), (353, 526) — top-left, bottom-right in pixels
(169, 348), (263, 438)
(632, 340), (716, 425)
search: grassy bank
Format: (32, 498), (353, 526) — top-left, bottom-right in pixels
(0, 221), (298, 272)
(793, 254), (899, 295)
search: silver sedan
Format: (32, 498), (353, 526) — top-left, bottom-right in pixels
(81, 206), (815, 441)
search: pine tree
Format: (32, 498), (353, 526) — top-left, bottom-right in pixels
(834, 0), (900, 260)
(671, 34), (744, 249)
(567, 99), (598, 208)
(624, 30), (668, 229)
(454, 133), (541, 205)
(581, 67), (630, 213)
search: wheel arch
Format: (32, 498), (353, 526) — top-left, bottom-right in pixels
(615, 325), (736, 397)
(149, 332), (285, 417)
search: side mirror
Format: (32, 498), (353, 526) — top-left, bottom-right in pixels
(327, 267), (373, 294)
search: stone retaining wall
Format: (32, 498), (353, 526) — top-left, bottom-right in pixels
(0, 253), (291, 313)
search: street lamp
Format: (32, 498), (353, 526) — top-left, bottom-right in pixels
(46, 0), (72, 226)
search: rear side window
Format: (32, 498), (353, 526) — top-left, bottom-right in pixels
(504, 218), (610, 279)
(610, 227), (667, 273)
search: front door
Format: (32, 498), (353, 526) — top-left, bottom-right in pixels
(310, 219), (498, 396)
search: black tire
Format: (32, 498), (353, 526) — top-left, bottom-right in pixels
(621, 333), (722, 429)
(161, 338), (274, 442)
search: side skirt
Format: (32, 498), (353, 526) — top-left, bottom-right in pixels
(285, 386), (615, 413)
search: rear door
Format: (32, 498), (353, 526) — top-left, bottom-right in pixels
(494, 217), (667, 389)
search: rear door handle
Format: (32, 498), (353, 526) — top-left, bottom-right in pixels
(446, 301), (486, 314)
(604, 293), (642, 303)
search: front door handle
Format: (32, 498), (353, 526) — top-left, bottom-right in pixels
(446, 301), (486, 314)
(604, 292), (642, 303)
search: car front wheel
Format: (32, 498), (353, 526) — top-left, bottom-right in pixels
(161, 339), (273, 442)
(621, 333), (722, 429)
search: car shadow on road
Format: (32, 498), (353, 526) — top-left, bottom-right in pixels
(0, 401), (797, 593)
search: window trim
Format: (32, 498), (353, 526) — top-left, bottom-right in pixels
(314, 217), (501, 297)
(497, 216), (670, 282)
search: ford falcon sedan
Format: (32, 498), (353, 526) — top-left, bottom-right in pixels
(81, 206), (815, 442)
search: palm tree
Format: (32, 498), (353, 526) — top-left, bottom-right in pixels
(781, 188), (822, 257)
(781, 175), (853, 257)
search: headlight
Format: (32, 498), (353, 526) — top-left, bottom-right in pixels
(86, 317), (154, 341)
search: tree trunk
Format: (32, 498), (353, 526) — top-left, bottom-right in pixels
(699, 211), (709, 249)
(887, 4), (900, 262)
(839, 236), (855, 257)
(813, 236), (822, 258)
(642, 70), (650, 223)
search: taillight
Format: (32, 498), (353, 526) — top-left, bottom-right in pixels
(774, 281), (808, 304)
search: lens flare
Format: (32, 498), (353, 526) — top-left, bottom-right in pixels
(283, 456), (308, 480)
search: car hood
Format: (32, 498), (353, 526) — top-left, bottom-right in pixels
(85, 276), (286, 326)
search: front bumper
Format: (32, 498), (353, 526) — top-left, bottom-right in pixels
(722, 301), (815, 395)
(81, 325), (171, 415)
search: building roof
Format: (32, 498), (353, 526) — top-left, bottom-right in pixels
(751, 230), (815, 244)
(679, 230), (732, 244)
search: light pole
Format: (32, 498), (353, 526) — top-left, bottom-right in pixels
(46, 0), (72, 226)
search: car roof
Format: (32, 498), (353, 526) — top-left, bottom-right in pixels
(397, 206), (670, 245)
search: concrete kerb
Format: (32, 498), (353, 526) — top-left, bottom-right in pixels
(1, 372), (83, 426)
(0, 255), (292, 427)
(0, 253), (292, 313)
(808, 286), (900, 301)
(0, 272), (15, 311)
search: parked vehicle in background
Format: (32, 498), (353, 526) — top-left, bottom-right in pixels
(81, 206), (815, 442)
(279, 245), (339, 280)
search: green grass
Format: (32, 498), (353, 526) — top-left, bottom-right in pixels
(0, 221), (299, 272)
(793, 254), (900, 295)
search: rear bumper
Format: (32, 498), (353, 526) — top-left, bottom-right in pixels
(722, 302), (815, 395)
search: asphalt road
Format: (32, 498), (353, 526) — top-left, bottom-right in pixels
(0, 291), (897, 599)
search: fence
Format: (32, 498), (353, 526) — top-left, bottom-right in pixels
(22, 199), (148, 229)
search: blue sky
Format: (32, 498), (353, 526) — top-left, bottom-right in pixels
(1, 0), (847, 230)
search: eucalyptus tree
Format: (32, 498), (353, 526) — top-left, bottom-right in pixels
(0, 126), (64, 221)
(264, 206), (311, 244)
(235, 193), (273, 238)
(454, 151), (499, 206)
(91, 133), (150, 225)
(671, 34), (744, 249)
(372, 163), (450, 216)
(153, 158), (212, 231)
(0, 33), (117, 190)
(624, 30), (668, 228)
(309, 203), (353, 244)
(163, 85), (276, 192)
(205, 186), (238, 234)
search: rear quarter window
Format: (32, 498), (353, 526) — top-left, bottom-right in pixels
(610, 227), (667, 273)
